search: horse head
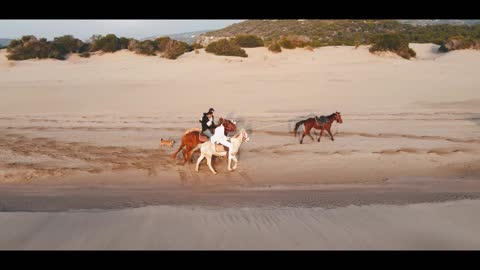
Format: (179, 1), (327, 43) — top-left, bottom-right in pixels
(335, 111), (343, 124)
(233, 128), (250, 142)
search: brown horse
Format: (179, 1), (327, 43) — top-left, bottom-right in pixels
(293, 112), (343, 144)
(171, 118), (237, 164)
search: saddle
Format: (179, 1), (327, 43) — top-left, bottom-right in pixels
(315, 116), (328, 125)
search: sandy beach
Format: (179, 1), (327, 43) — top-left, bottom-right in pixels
(1, 44), (480, 249)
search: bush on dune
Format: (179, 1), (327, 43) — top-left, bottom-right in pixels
(267, 42), (282, 53)
(91, 34), (120, 52)
(6, 35), (70, 60)
(368, 33), (416, 59)
(154, 37), (172, 52)
(133, 40), (158, 56)
(231, 34), (264, 47)
(205, 39), (248, 57)
(162, 40), (193, 59)
(438, 35), (480, 52)
(119, 37), (131, 50)
(277, 37), (295, 49)
(4, 33), (214, 61)
(52, 35), (85, 53)
(191, 43), (203, 49)
(129, 37), (192, 59)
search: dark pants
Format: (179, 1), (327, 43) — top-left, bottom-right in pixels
(203, 129), (213, 138)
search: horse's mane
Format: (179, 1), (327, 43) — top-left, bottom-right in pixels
(233, 128), (245, 138)
(317, 113), (336, 119)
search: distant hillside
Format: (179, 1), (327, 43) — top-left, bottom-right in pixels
(143, 30), (209, 44)
(398, 20), (480, 26)
(0, 38), (12, 47)
(202, 20), (402, 41)
(198, 20), (480, 46)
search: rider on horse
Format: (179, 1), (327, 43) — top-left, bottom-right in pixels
(210, 117), (234, 159)
(200, 108), (216, 138)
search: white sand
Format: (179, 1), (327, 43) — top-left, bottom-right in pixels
(1, 44), (479, 115)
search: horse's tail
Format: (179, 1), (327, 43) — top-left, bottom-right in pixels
(293, 120), (307, 137)
(171, 141), (185, 160)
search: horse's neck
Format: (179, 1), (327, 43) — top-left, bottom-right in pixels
(327, 115), (336, 124)
(230, 134), (243, 150)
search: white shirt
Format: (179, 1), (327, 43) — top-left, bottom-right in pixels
(210, 125), (227, 144)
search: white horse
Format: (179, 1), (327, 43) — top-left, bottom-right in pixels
(193, 128), (250, 174)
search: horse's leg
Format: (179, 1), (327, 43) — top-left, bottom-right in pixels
(307, 129), (315, 141)
(184, 143), (196, 164)
(206, 155), (217, 175)
(187, 144), (198, 163)
(227, 154), (233, 171)
(182, 147), (189, 165)
(318, 129), (324, 142)
(195, 153), (205, 172)
(327, 129), (335, 141)
(300, 131), (306, 144)
(232, 156), (239, 170)
(300, 124), (310, 144)
(171, 141), (184, 160)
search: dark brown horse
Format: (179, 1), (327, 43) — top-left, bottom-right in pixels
(293, 112), (343, 144)
(171, 118), (237, 164)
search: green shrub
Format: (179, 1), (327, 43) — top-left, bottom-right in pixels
(278, 37), (295, 49)
(90, 34), (120, 52)
(127, 39), (138, 51)
(119, 37), (131, 50)
(154, 37), (172, 52)
(163, 41), (187, 59)
(408, 48), (416, 57)
(369, 33), (416, 59)
(438, 35), (480, 52)
(133, 40), (158, 56)
(129, 38), (192, 59)
(268, 42), (282, 53)
(205, 39), (247, 57)
(6, 35), (69, 60)
(231, 34), (264, 47)
(192, 43), (203, 49)
(53, 35), (84, 53)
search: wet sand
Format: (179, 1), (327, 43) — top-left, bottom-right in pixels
(2, 199), (480, 249)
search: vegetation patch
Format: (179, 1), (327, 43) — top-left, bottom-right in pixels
(231, 34), (264, 48)
(368, 33), (416, 59)
(205, 39), (248, 57)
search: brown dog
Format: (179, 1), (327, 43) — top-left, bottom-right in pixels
(160, 138), (175, 148)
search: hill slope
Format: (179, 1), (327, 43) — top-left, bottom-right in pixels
(198, 20), (480, 46)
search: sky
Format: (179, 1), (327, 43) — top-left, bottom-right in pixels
(0, 20), (244, 40)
